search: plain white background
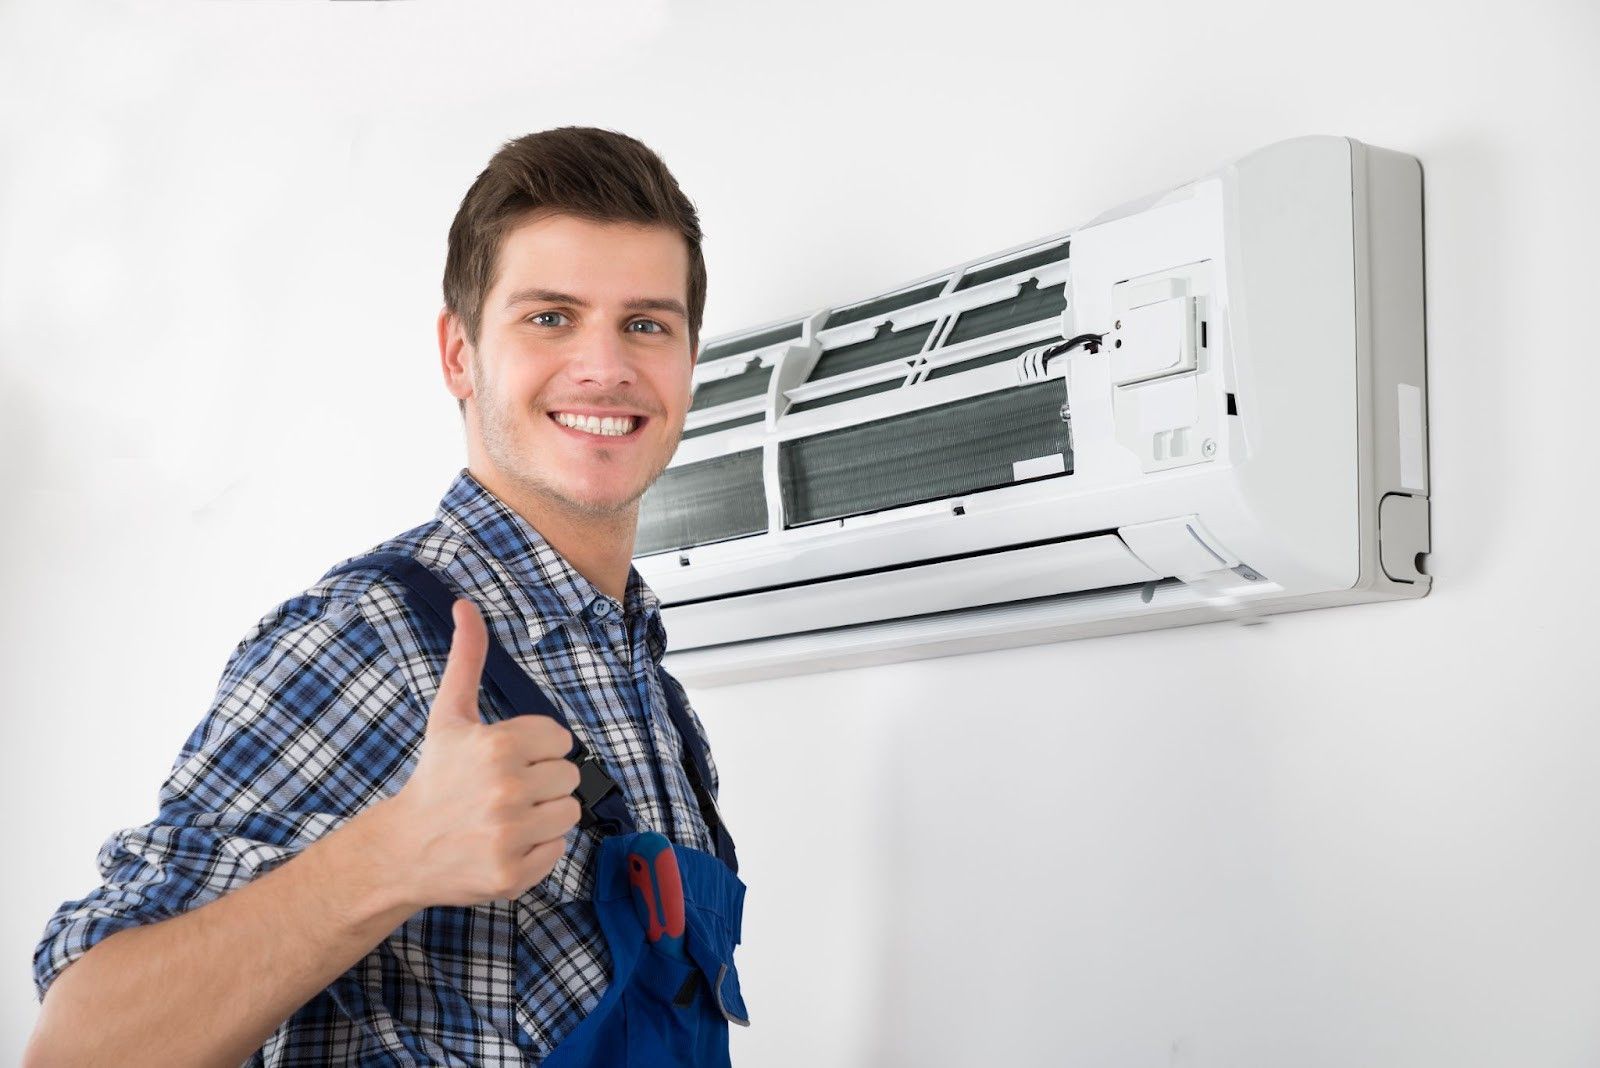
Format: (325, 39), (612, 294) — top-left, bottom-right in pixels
(3, 0), (1599, 1064)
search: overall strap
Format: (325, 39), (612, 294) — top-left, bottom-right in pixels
(658, 669), (740, 874)
(325, 552), (637, 837)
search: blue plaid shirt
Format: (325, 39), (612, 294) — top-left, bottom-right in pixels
(33, 468), (720, 1065)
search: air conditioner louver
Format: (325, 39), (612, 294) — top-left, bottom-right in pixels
(698, 321), (801, 364)
(809, 321), (934, 382)
(689, 363), (772, 411)
(822, 280), (948, 330)
(954, 240), (1069, 291)
(681, 411), (765, 441)
(943, 277), (1068, 347)
(786, 377), (904, 415)
(923, 339), (1038, 382)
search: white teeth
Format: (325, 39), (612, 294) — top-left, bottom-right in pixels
(554, 412), (637, 437)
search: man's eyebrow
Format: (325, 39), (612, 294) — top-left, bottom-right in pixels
(504, 287), (688, 319)
(623, 297), (689, 319)
(505, 287), (586, 309)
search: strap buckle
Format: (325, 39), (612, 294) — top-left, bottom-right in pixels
(571, 744), (622, 831)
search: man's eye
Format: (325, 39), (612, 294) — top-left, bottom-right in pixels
(627, 319), (665, 335)
(530, 311), (569, 327)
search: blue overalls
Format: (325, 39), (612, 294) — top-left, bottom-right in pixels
(327, 553), (749, 1067)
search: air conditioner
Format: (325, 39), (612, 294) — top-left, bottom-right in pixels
(637, 135), (1429, 687)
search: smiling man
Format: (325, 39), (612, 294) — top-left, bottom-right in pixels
(456, 209), (692, 599)
(28, 128), (747, 1067)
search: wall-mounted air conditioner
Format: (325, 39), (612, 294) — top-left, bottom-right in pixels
(636, 135), (1429, 687)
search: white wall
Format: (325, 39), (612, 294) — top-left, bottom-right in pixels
(3, 1), (1598, 1063)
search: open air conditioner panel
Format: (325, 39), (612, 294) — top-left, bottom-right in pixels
(640, 136), (1430, 686)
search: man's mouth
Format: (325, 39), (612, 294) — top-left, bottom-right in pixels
(548, 411), (645, 438)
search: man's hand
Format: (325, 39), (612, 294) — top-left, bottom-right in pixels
(375, 598), (583, 910)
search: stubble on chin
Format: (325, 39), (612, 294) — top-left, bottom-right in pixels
(480, 398), (680, 527)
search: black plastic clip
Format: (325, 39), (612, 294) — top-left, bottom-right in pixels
(571, 743), (622, 831)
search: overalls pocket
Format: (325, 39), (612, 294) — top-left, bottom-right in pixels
(618, 938), (711, 1064)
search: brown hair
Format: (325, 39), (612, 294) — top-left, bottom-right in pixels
(443, 127), (707, 413)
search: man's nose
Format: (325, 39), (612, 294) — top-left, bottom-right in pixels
(566, 327), (636, 388)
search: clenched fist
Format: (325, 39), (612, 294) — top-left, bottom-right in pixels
(372, 597), (583, 910)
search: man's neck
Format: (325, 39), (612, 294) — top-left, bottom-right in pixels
(468, 463), (636, 602)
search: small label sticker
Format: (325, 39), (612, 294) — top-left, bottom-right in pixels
(1012, 454), (1067, 481)
(1135, 375), (1199, 434)
(1398, 383), (1425, 491)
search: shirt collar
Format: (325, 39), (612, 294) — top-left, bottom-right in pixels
(434, 467), (667, 660)
(626, 565), (669, 663)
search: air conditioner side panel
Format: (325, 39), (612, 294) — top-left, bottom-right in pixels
(1353, 139), (1432, 593)
(1210, 134), (1361, 594)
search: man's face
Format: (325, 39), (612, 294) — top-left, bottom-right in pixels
(456, 212), (694, 524)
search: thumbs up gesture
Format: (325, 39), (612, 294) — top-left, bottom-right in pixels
(377, 598), (583, 909)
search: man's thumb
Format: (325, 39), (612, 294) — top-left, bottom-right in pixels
(427, 598), (488, 734)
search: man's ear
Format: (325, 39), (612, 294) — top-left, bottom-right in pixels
(438, 306), (474, 402)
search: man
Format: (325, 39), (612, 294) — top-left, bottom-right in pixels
(27, 127), (747, 1066)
